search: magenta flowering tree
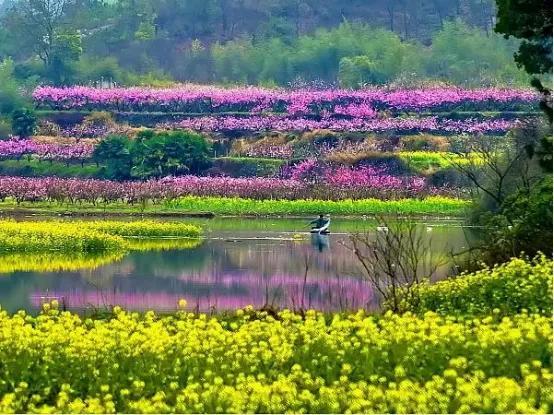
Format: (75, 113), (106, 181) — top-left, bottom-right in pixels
(33, 85), (538, 114)
(0, 172), (442, 205)
(0, 139), (95, 162)
(167, 115), (520, 134)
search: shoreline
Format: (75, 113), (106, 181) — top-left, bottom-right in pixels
(0, 196), (470, 219)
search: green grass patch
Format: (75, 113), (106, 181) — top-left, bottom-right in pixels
(0, 159), (103, 178)
(212, 157), (285, 177)
(398, 151), (482, 174)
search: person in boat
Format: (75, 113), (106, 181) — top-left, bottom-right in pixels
(309, 214), (331, 234)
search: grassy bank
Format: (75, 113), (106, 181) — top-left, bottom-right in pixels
(0, 196), (470, 217)
(167, 196), (470, 216)
(0, 159), (102, 178)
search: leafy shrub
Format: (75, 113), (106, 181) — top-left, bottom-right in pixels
(470, 176), (553, 266)
(404, 256), (553, 316)
(11, 108), (37, 138)
(0, 59), (27, 116)
(93, 135), (133, 180)
(0, 117), (12, 138)
(0, 160), (103, 179)
(132, 130), (212, 178)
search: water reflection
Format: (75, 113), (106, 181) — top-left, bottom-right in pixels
(0, 218), (467, 313)
(311, 234), (330, 252)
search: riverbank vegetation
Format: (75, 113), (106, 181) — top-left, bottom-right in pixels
(0, 196), (469, 217)
(0, 220), (202, 253)
(0, 254), (551, 413)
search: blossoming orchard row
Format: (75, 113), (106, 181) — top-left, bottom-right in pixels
(0, 139), (95, 161)
(164, 115), (519, 134)
(0, 172), (439, 204)
(33, 85), (538, 114)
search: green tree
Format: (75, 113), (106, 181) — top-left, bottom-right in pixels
(427, 20), (528, 86)
(92, 135), (133, 180)
(132, 130), (211, 179)
(0, 59), (26, 115)
(495, 0), (553, 120)
(11, 108), (36, 137)
(339, 56), (384, 87)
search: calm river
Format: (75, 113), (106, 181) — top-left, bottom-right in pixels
(0, 217), (470, 313)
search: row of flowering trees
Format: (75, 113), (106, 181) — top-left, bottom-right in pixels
(166, 115), (519, 134)
(0, 169), (442, 204)
(33, 86), (538, 114)
(0, 139), (95, 161)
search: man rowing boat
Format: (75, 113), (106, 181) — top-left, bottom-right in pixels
(309, 214), (331, 234)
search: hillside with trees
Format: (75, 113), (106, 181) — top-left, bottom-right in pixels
(0, 0), (532, 87)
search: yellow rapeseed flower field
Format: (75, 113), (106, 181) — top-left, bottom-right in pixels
(0, 220), (202, 253)
(0, 305), (550, 413)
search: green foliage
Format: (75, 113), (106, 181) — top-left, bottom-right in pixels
(0, 159), (103, 178)
(494, 0), (552, 77)
(93, 130), (212, 179)
(0, 306), (550, 413)
(339, 56), (383, 87)
(405, 256), (553, 316)
(11, 108), (36, 138)
(0, 117), (12, 137)
(93, 135), (133, 180)
(0, 59), (26, 116)
(0, 2), (533, 87)
(427, 20), (529, 86)
(132, 130), (211, 178)
(495, 176), (553, 259)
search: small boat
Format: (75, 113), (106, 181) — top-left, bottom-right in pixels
(310, 229), (330, 235)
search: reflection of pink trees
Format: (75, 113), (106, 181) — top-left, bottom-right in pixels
(31, 272), (375, 312)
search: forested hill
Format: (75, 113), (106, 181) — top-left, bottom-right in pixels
(0, 0), (529, 87)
